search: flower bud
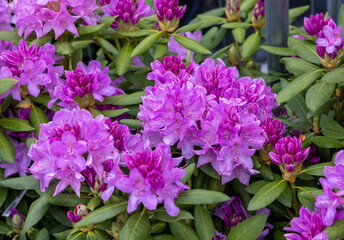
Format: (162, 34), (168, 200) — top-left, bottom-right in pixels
(155, 0), (186, 32)
(67, 203), (91, 223)
(10, 208), (25, 233)
(225, 0), (240, 22)
(252, 0), (265, 30)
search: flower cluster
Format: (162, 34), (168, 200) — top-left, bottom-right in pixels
(155, 0), (186, 32)
(0, 40), (63, 101)
(11, 0), (100, 39)
(116, 143), (188, 216)
(213, 195), (273, 239)
(304, 13), (329, 37)
(139, 56), (278, 185)
(0, 0), (11, 31)
(49, 60), (116, 109)
(103, 0), (154, 31)
(315, 150), (344, 226)
(28, 108), (114, 197)
(269, 136), (310, 182)
(225, 0), (240, 22)
(168, 31), (202, 61)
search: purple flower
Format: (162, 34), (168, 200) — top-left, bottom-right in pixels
(50, 60), (116, 109)
(261, 117), (285, 146)
(10, 208), (25, 233)
(116, 143), (187, 216)
(103, 0), (154, 30)
(0, 139), (31, 178)
(225, 0), (240, 22)
(155, 0), (186, 32)
(269, 136), (310, 181)
(0, 39), (63, 101)
(252, 0), (265, 29)
(304, 13), (329, 37)
(0, 0), (12, 31)
(214, 196), (272, 239)
(67, 203), (91, 223)
(168, 31), (202, 61)
(284, 207), (327, 240)
(29, 108), (115, 197)
(316, 20), (343, 59)
(11, 0), (100, 39)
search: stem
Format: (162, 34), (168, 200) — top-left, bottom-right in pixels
(114, 38), (121, 51)
(290, 181), (299, 216)
(313, 114), (319, 133)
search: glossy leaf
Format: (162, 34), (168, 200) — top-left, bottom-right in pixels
(245, 180), (268, 194)
(35, 228), (49, 240)
(101, 91), (145, 105)
(101, 108), (129, 118)
(74, 201), (127, 227)
(194, 206), (215, 240)
(154, 44), (168, 59)
(176, 22), (203, 33)
(0, 131), (15, 163)
(119, 213), (150, 240)
(175, 189), (229, 205)
(180, 163), (195, 184)
(0, 118), (34, 132)
(199, 163), (220, 180)
(306, 82), (335, 112)
(116, 42), (134, 75)
(173, 34), (212, 55)
(169, 221), (200, 240)
(321, 68), (344, 83)
(131, 32), (163, 57)
(0, 78), (18, 95)
(48, 194), (90, 207)
(241, 32), (261, 58)
(301, 162), (334, 176)
(116, 29), (157, 38)
(119, 119), (142, 129)
(152, 208), (194, 222)
(227, 214), (267, 240)
(325, 219), (344, 240)
(320, 114), (344, 139)
(97, 38), (118, 55)
(232, 28), (245, 44)
(0, 175), (40, 190)
(222, 22), (252, 29)
(312, 136), (344, 148)
(152, 235), (175, 240)
(281, 57), (320, 76)
(260, 46), (294, 56)
(288, 37), (321, 64)
(30, 104), (49, 137)
(247, 180), (286, 211)
(277, 184), (292, 208)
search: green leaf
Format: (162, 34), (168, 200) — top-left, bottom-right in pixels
(289, 6), (310, 22)
(321, 68), (344, 83)
(287, 94), (309, 119)
(199, 163), (220, 180)
(180, 163), (195, 184)
(152, 208), (194, 222)
(241, 32), (261, 58)
(153, 44), (168, 59)
(35, 228), (49, 240)
(227, 214), (267, 240)
(26, 137), (36, 149)
(260, 46), (294, 56)
(240, 0), (259, 13)
(78, 16), (115, 37)
(116, 42), (134, 75)
(67, 231), (85, 240)
(338, 4), (344, 37)
(301, 162), (334, 176)
(0, 78), (18, 95)
(21, 185), (55, 235)
(298, 188), (323, 201)
(169, 221), (199, 240)
(151, 222), (167, 234)
(0, 131), (15, 163)
(276, 70), (322, 103)
(232, 28), (245, 44)
(175, 190), (229, 205)
(152, 235), (175, 240)
(275, 117), (312, 132)
(288, 37), (321, 64)
(116, 29), (157, 38)
(119, 213), (150, 240)
(30, 104), (49, 137)
(86, 230), (108, 240)
(0, 118), (34, 132)
(311, 136), (344, 148)
(97, 38), (118, 55)
(297, 187), (317, 211)
(325, 219), (344, 240)
(306, 82), (335, 112)
(173, 34), (211, 55)
(119, 119), (142, 129)
(176, 22), (203, 33)
(48, 194), (90, 207)
(101, 91), (145, 105)
(131, 32), (163, 57)
(222, 22), (252, 29)
(87, 197), (101, 211)
(194, 206), (215, 240)
(281, 57), (320, 76)
(247, 180), (286, 211)
(71, 40), (93, 51)
(74, 201), (127, 227)
(0, 222), (11, 235)
(101, 108), (129, 118)
(0, 186), (7, 208)
(0, 175), (40, 190)
(55, 40), (74, 55)
(53, 230), (73, 240)
(245, 180), (268, 194)
(320, 114), (344, 139)
(0, 31), (21, 41)
(277, 184), (292, 208)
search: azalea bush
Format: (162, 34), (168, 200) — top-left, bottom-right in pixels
(0, 0), (344, 240)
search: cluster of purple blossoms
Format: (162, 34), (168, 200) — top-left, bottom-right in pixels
(139, 56), (278, 185)
(213, 195), (273, 239)
(49, 60), (117, 109)
(304, 13), (329, 37)
(0, 0), (11, 31)
(225, 0), (240, 22)
(11, 0), (100, 39)
(168, 31), (202, 61)
(155, 0), (186, 32)
(0, 139), (31, 178)
(103, 0), (154, 31)
(314, 150), (344, 227)
(67, 203), (91, 223)
(269, 136), (310, 182)
(116, 142), (188, 216)
(0, 39), (63, 101)
(252, 0), (265, 29)
(28, 108), (115, 197)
